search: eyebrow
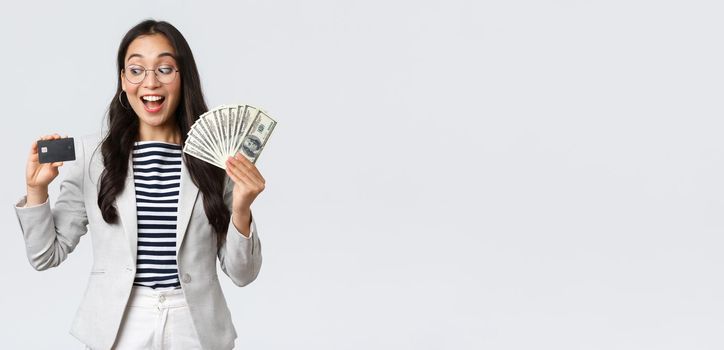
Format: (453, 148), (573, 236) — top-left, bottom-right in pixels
(126, 52), (176, 62)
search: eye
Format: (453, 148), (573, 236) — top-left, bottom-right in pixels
(127, 66), (144, 76)
(157, 66), (175, 75)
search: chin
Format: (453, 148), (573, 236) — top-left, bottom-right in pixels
(142, 114), (172, 126)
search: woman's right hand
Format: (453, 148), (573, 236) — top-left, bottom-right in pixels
(25, 134), (66, 204)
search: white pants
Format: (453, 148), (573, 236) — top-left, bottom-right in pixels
(86, 286), (203, 349)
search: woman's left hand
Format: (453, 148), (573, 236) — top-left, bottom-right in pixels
(225, 152), (265, 234)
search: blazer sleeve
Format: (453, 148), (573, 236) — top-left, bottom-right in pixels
(217, 176), (263, 287)
(13, 137), (88, 271)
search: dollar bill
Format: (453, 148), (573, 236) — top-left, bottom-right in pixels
(236, 110), (277, 164)
(230, 105), (254, 157)
(198, 111), (225, 160)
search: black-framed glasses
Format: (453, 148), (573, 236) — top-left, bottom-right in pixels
(122, 64), (179, 84)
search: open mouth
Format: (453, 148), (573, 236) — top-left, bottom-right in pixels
(141, 95), (166, 113)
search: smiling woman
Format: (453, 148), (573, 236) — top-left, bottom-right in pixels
(15, 19), (265, 350)
(120, 34), (182, 140)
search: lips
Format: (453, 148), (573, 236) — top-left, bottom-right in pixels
(141, 95), (166, 113)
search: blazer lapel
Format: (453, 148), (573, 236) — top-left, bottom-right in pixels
(117, 156), (138, 265)
(176, 155), (200, 253)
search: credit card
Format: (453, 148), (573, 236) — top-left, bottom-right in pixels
(37, 137), (76, 164)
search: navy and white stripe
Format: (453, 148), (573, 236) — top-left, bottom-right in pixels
(132, 141), (182, 290)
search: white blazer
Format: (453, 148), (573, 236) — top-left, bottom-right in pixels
(13, 133), (262, 350)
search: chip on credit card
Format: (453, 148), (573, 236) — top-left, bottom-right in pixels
(37, 137), (76, 164)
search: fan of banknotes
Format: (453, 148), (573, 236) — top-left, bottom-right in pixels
(183, 104), (277, 169)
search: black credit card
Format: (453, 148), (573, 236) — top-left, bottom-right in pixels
(37, 137), (76, 164)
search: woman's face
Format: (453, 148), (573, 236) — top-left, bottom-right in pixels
(121, 34), (182, 131)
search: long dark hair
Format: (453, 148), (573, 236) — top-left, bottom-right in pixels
(98, 20), (230, 245)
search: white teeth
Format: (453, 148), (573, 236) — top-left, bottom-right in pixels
(142, 96), (164, 102)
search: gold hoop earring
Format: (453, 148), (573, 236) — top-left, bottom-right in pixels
(118, 91), (130, 110)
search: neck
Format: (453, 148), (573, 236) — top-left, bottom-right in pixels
(138, 123), (182, 145)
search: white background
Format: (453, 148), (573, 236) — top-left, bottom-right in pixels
(1, 0), (722, 349)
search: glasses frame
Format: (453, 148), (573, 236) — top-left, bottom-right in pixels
(122, 65), (180, 85)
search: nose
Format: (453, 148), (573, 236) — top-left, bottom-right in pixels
(142, 70), (162, 88)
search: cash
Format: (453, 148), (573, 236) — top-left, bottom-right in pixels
(184, 104), (277, 168)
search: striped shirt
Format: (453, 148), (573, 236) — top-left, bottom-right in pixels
(132, 141), (182, 290)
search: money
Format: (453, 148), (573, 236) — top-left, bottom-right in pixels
(239, 110), (277, 163)
(183, 104), (277, 168)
